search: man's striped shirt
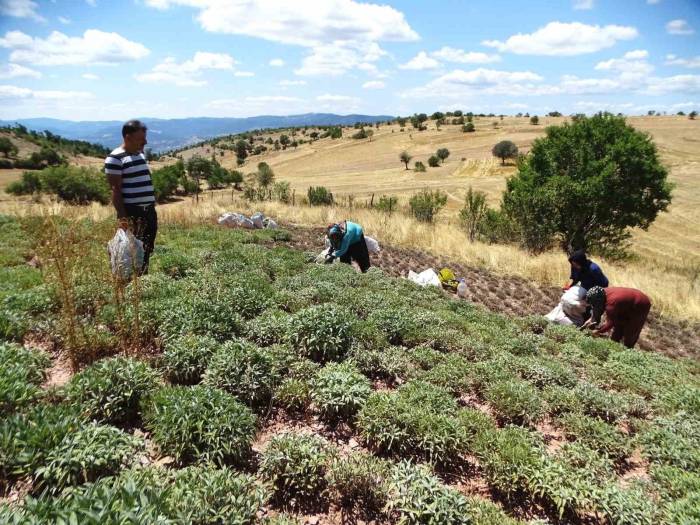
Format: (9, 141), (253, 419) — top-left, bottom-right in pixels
(104, 147), (155, 205)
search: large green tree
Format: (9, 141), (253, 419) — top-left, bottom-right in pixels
(502, 113), (673, 254)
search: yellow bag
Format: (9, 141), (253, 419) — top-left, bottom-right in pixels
(438, 268), (459, 291)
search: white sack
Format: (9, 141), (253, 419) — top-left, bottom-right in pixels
(407, 268), (441, 287)
(545, 304), (575, 326)
(217, 212), (255, 229)
(108, 229), (144, 281)
(251, 212), (265, 229)
(365, 236), (380, 254)
(263, 218), (278, 229)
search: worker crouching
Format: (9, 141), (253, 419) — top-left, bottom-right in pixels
(582, 286), (651, 349)
(325, 221), (371, 273)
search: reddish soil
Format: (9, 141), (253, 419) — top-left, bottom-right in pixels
(275, 225), (700, 360)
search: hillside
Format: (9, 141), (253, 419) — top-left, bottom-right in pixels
(0, 114), (394, 153)
(1, 216), (698, 524)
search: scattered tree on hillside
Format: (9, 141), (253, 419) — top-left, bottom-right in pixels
(186, 156), (212, 199)
(548, 111), (562, 117)
(352, 128), (368, 140)
(399, 151), (412, 170)
(410, 113), (428, 131)
(414, 161), (426, 172)
(436, 148), (450, 164)
(235, 139), (248, 163)
(690, 110), (697, 120)
(329, 126), (342, 139)
(409, 190), (447, 222)
(307, 186), (334, 205)
(0, 137), (18, 158)
(396, 117), (407, 127)
(459, 187), (488, 242)
(453, 110), (463, 117)
(428, 155), (440, 168)
(530, 115), (539, 125)
(279, 134), (290, 148)
(463, 122), (475, 133)
(503, 112), (673, 254)
(256, 162), (275, 189)
(366, 129), (374, 142)
(309, 131), (320, 141)
(492, 140), (519, 165)
(430, 112), (445, 121)
(376, 195), (398, 214)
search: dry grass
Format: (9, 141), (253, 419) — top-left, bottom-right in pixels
(1, 115), (698, 322)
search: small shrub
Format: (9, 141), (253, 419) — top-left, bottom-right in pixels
(485, 380), (545, 426)
(463, 122), (475, 132)
(0, 342), (51, 414)
(638, 414), (700, 471)
(414, 161), (426, 172)
(274, 377), (312, 412)
(543, 384), (583, 416)
(203, 339), (279, 407)
(35, 423), (143, 494)
(386, 461), (469, 524)
(408, 190), (447, 222)
(259, 432), (333, 502)
(246, 309), (289, 346)
(141, 385), (257, 465)
(64, 356), (162, 424)
(326, 452), (389, 509)
(286, 304), (353, 363)
(307, 186), (334, 205)
(161, 334), (219, 384)
(573, 383), (626, 422)
(312, 362), (371, 420)
(557, 413), (631, 463)
(456, 408), (497, 452)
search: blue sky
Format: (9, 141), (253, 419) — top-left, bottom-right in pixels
(0, 0), (698, 120)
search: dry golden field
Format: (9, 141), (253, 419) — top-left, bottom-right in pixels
(1, 115), (698, 321)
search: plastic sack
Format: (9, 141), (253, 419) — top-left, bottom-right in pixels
(545, 304), (575, 326)
(108, 229), (144, 281)
(251, 212), (265, 229)
(365, 236), (380, 254)
(407, 268), (441, 287)
(546, 285), (587, 326)
(218, 212), (255, 229)
(263, 218), (278, 229)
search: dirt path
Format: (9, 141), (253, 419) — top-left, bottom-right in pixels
(276, 224), (699, 361)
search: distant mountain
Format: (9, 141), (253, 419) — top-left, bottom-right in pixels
(0, 114), (394, 153)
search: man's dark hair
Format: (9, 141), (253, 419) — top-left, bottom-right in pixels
(122, 119), (147, 138)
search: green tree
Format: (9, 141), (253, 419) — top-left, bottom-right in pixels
(428, 155), (440, 168)
(256, 162), (275, 189)
(459, 187), (488, 242)
(307, 186), (334, 205)
(352, 128), (368, 139)
(502, 113), (673, 253)
(0, 137), (18, 158)
(463, 122), (475, 133)
(491, 140), (519, 165)
(530, 115), (539, 125)
(151, 164), (182, 201)
(396, 117), (407, 127)
(430, 111), (445, 121)
(399, 151), (412, 170)
(186, 156), (213, 200)
(329, 126), (342, 139)
(279, 134), (290, 148)
(414, 161), (426, 172)
(235, 140), (248, 162)
(272, 180), (291, 203)
(376, 195), (398, 213)
(689, 110), (697, 120)
(436, 148), (450, 164)
(228, 170), (243, 190)
(409, 190), (447, 222)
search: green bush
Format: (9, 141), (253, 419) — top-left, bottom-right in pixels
(463, 122), (475, 132)
(35, 423), (144, 493)
(386, 461), (469, 524)
(203, 339), (278, 407)
(311, 361), (371, 420)
(161, 334), (219, 384)
(0, 342), (51, 414)
(326, 452), (389, 509)
(638, 414), (700, 471)
(307, 186), (334, 205)
(259, 432), (333, 502)
(274, 377), (313, 412)
(40, 166), (110, 204)
(64, 356), (162, 424)
(409, 190), (447, 222)
(572, 382), (627, 422)
(286, 304), (353, 362)
(365, 306), (418, 346)
(558, 413), (630, 463)
(514, 355), (577, 388)
(0, 404), (84, 489)
(141, 385), (257, 466)
(428, 155), (440, 167)
(245, 309), (289, 346)
(357, 381), (464, 464)
(414, 161), (426, 172)
(485, 380), (545, 426)
(464, 496), (520, 525)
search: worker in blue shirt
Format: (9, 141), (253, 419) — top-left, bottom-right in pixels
(564, 249), (609, 291)
(325, 221), (371, 273)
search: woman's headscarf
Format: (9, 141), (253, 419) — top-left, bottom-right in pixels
(586, 286), (607, 323)
(568, 249), (589, 268)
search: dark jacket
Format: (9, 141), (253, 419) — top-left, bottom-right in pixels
(569, 250), (609, 290)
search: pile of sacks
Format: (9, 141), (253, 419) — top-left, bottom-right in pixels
(217, 211), (278, 230)
(546, 285), (587, 326)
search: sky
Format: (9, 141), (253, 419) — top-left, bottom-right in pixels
(0, 0), (699, 121)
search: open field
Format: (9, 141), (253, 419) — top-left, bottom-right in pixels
(2, 216), (699, 523)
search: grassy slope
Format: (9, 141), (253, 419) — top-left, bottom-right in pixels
(1, 216), (699, 523)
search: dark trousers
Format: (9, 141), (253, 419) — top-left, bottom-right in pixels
(339, 234), (371, 273)
(124, 203), (157, 274)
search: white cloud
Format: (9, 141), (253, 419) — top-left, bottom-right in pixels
(206, 95), (311, 116)
(431, 46), (500, 64)
(402, 68), (546, 99)
(279, 79), (306, 86)
(624, 49), (648, 59)
(0, 0), (44, 21)
(81, 73), (99, 80)
(269, 58), (284, 67)
(0, 62), (41, 79)
(573, 0), (593, 10)
(666, 19), (694, 36)
(647, 0), (660, 4)
(665, 54), (700, 68)
(135, 51), (236, 86)
(0, 83), (93, 100)
(399, 51), (440, 70)
(0, 29), (149, 66)
(595, 50), (653, 79)
(234, 71), (254, 77)
(58, 16), (70, 24)
(145, 0), (418, 47)
(86, 0), (96, 5)
(645, 74), (700, 94)
(295, 42), (386, 76)
(316, 94), (356, 102)
(362, 80), (385, 89)
(482, 21), (638, 56)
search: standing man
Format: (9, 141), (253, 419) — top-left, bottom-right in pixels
(325, 221), (371, 273)
(582, 286), (651, 349)
(104, 120), (157, 274)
